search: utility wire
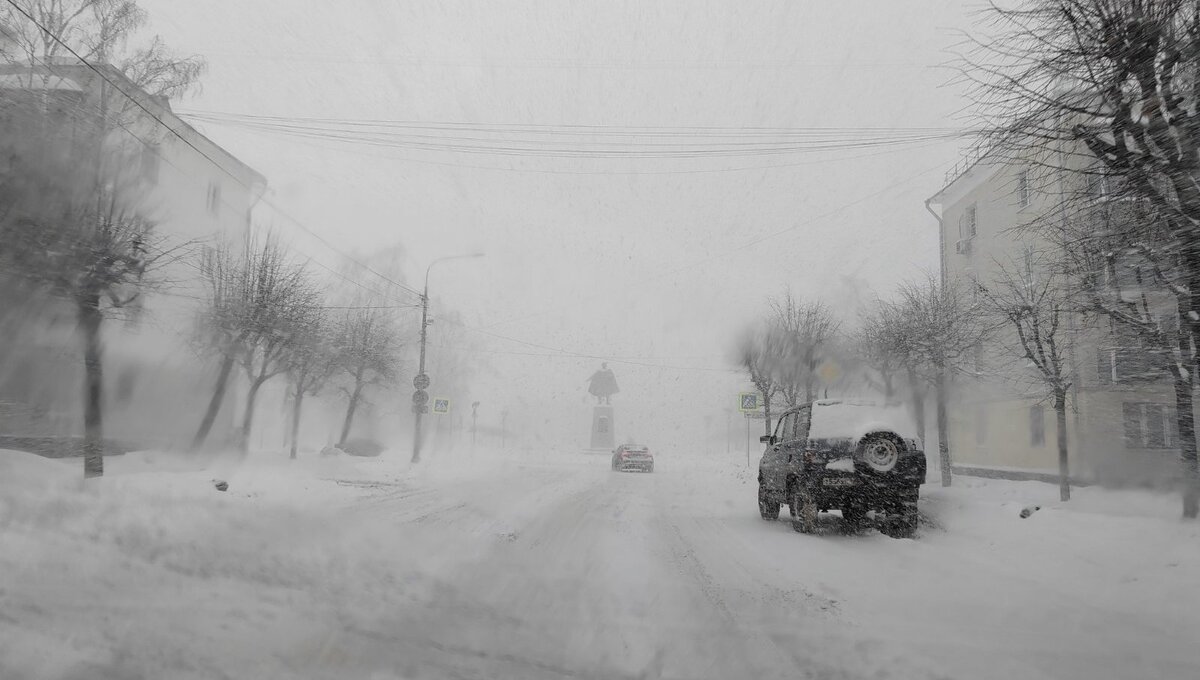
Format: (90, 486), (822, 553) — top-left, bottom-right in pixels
(178, 111), (970, 159)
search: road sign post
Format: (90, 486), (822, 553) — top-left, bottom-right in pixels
(738, 392), (766, 467)
(745, 413), (751, 467)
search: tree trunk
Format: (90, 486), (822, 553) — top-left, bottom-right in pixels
(192, 349), (238, 450)
(936, 367), (951, 487)
(907, 368), (927, 444)
(763, 396), (773, 437)
(1172, 369), (1199, 518)
(289, 382), (304, 460)
(239, 378), (266, 455)
(338, 382), (363, 447)
(78, 299), (104, 479)
(1054, 390), (1070, 502)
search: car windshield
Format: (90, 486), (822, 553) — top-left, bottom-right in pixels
(3, 2), (1197, 679)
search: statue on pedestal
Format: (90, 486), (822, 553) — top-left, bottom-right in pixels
(586, 363), (619, 405)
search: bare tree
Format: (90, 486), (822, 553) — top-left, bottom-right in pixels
(0, 1), (204, 99)
(0, 142), (168, 477)
(334, 305), (401, 447)
(192, 232), (319, 453)
(768, 291), (841, 408)
(283, 308), (337, 460)
(191, 241), (243, 448)
(962, 0), (1200, 515)
(857, 301), (930, 441)
(737, 322), (781, 435)
(235, 249), (317, 454)
(976, 254), (1076, 501)
(192, 234), (301, 449)
(894, 275), (987, 487)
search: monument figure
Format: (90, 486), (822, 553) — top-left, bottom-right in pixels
(586, 363), (619, 405)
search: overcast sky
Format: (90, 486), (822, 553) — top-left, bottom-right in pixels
(141, 0), (975, 449)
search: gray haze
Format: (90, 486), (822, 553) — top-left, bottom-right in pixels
(142, 0), (970, 447)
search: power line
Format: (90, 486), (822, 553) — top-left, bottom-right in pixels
(181, 109), (970, 136)
(177, 111), (970, 160)
(181, 116), (959, 176)
(189, 52), (930, 71)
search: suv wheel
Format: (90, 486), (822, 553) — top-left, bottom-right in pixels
(841, 502), (867, 533)
(758, 485), (780, 520)
(790, 485), (818, 534)
(859, 432), (902, 473)
(881, 487), (919, 538)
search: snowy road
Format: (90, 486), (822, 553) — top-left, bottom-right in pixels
(285, 454), (1200, 680)
(3, 448), (1199, 680)
(331, 460), (864, 680)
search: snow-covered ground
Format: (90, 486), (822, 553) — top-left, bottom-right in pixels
(1, 446), (1197, 680)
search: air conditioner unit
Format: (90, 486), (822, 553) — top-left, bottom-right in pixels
(955, 238), (972, 255)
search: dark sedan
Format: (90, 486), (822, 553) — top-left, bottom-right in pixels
(611, 445), (654, 472)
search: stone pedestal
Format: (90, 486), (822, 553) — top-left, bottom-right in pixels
(590, 405), (615, 450)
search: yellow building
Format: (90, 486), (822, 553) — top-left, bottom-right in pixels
(927, 153), (1182, 487)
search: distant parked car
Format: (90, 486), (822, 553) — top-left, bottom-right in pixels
(611, 444), (654, 472)
(757, 400), (926, 538)
(341, 438), (385, 457)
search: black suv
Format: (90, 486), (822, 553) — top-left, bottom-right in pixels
(757, 400), (926, 538)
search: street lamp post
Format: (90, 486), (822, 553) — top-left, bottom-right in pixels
(411, 253), (484, 464)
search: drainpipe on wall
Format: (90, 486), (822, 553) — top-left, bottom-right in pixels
(925, 197), (946, 285)
(924, 195), (947, 472)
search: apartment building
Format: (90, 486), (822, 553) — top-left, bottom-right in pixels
(927, 152), (1182, 486)
(0, 59), (266, 447)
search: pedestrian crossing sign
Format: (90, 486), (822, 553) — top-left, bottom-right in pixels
(738, 392), (760, 413)
(433, 398), (450, 414)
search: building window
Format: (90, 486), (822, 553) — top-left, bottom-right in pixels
(206, 181), (221, 217)
(1030, 405), (1045, 446)
(1022, 244), (1036, 293)
(1098, 325), (1170, 384)
(1017, 169), (1030, 207)
(1122, 402), (1175, 449)
(959, 203), (977, 240)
